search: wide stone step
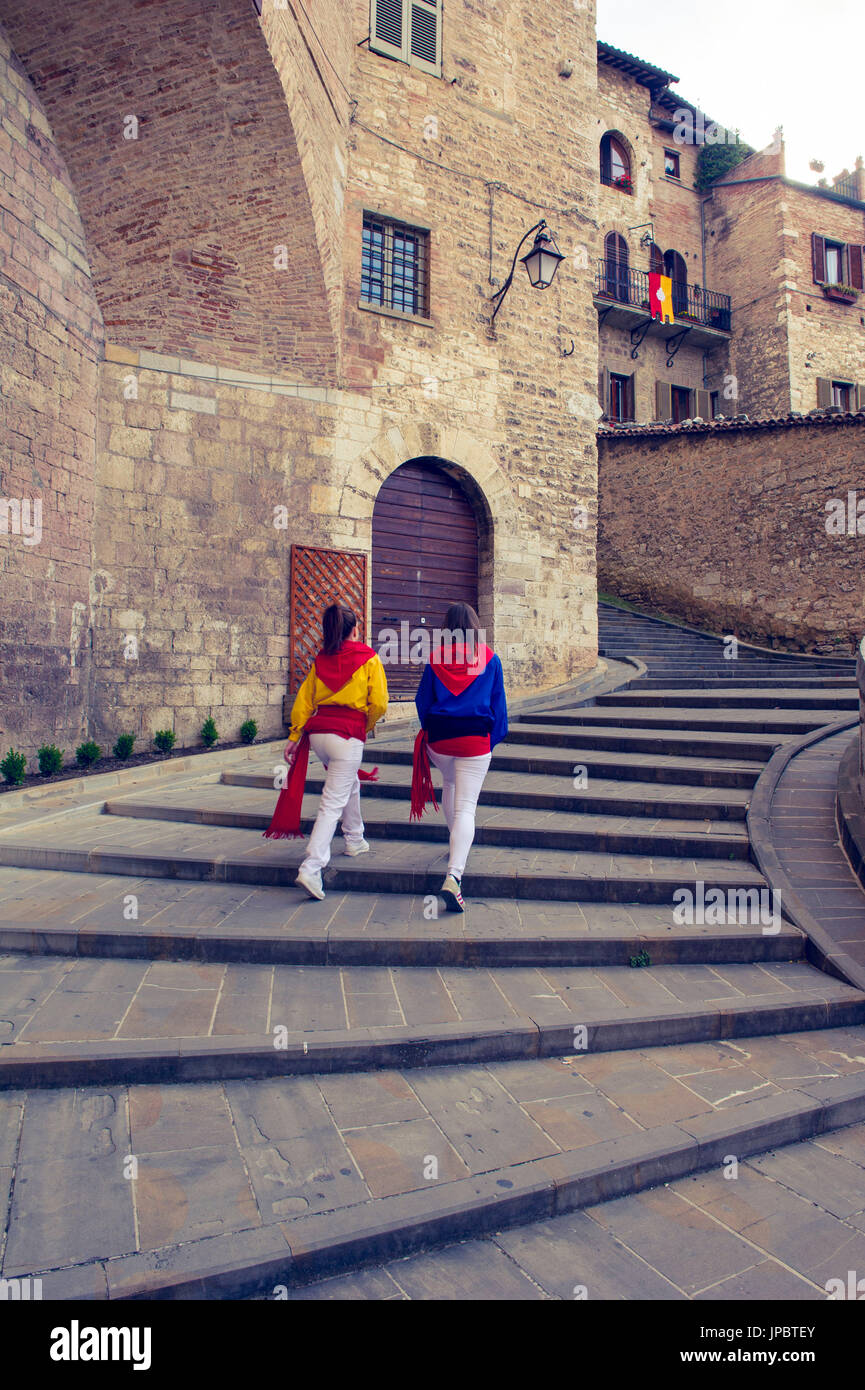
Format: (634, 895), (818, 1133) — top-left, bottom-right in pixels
(12, 1027), (865, 1299)
(103, 785), (753, 859)
(1, 954), (860, 1087)
(259, 1108), (865, 1301)
(507, 720), (786, 761)
(0, 866), (801, 967)
(599, 687), (860, 709)
(635, 676), (857, 690)
(224, 766), (753, 821)
(369, 745), (764, 789)
(516, 707), (847, 736)
(0, 813), (770, 903)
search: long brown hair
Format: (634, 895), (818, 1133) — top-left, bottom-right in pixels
(443, 602), (481, 634)
(322, 602), (357, 655)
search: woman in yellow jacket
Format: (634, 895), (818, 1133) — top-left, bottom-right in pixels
(264, 603), (388, 900)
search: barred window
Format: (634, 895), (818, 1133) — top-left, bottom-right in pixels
(361, 214), (430, 318)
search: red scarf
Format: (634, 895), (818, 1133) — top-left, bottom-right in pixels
(263, 643), (380, 840)
(410, 729), (439, 821)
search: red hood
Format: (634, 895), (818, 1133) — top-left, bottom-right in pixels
(430, 643), (494, 697)
(314, 640), (376, 693)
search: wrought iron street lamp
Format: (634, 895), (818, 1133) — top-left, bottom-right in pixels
(489, 219), (565, 323)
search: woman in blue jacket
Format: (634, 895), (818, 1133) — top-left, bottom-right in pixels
(411, 602), (508, 912)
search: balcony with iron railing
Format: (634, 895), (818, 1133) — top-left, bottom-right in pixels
(594, 261), (732, 344)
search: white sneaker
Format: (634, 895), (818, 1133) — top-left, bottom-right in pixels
(295, 867), (325, 900)
(343, 838), (370, 857)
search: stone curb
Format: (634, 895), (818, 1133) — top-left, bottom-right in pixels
(837, 736), (865, 894)
(32, 1075), (865, 1300)
(2, 987), (861, 1089)
(747, 715), (865, 993)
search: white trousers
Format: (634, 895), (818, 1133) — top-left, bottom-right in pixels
(427, 749), (492, 880)
(300, 733), (365, 873)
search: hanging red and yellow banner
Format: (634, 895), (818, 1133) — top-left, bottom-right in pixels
(649, 272), (675, 323)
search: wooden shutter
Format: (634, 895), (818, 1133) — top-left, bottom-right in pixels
(848, 243), (864, 290)
(816, 377), (832, 408)
(655, 380), (672, 420)
(695, 389), (712, 421)
(409, 0), (441, 75)
(598, 366), (610, 414)
(600, 135), (612, 183)
(370, 0), (405, 61)
(856, 384), (864, 411)
(812, 233), (826, 285)
(624, 373), (635, 421)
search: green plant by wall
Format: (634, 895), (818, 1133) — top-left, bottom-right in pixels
(113, 733), (136, 760)
(695, 139), (754, 192)
(153, 730), (176, 753)
(75, 741), (102, 767)
(37, 745), (64, 776)
(629, 950), (652, 969)
(201, 718), (218, 747)
(0, 749), (27, 785)
(239, 719), (258, 744)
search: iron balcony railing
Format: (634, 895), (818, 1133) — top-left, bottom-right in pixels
(595, 261), (732, 332)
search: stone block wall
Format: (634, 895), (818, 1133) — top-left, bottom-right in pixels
(0, 23), (104, 759)
(598, 416), (865, 652)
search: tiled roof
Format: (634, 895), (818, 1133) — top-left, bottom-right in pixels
(599, 410), (865, 439)
(597, 40), (678, 89)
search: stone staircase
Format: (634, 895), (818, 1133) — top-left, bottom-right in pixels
(0, 603), (864, 1299)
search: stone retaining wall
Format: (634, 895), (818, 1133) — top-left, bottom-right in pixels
(599, 414), (865, 652)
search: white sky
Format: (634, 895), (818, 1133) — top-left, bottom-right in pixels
(596, 0), (864, 186)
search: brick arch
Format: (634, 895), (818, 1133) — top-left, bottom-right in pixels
(336, 422), (517, 530)
(0, 0), (338, 380)
(335, 423), (516, 652)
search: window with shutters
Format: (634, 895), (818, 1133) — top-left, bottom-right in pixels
(604, 231), (630, 302)
(671, 385), (692, 424)
(370, 0), (442, 77)
(600, 133), (632, 192)
(361, 213), (430, 318)
(812, 233), (865, 290)
(609, 372), (635, 422)
(831, 380), (854, 411)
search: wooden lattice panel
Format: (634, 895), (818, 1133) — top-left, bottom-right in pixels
(288, 545), (367, 697)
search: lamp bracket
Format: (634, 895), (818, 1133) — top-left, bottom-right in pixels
(629, 316), (653, 358)
(489, 219), (546, 323)
(665, 326), (692, 368)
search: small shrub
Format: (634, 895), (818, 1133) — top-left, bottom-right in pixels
(239, 719), (258, 744)
(113, 733), (136, 760)
(1, 749), (27, 785)
(629, 950), (652, 969)
(75, 741), (102, 767)
(201, 717), (218, 748)
(37, 744), (64, 776)
(153, 730), (176, 754)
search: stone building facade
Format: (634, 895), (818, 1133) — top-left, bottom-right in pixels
(0, 0), (600, 761)
(595, 42), (865, 424)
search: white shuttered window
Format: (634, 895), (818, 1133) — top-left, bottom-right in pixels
(370, 0), (442, 76)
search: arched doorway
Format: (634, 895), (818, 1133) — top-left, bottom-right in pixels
(372, 459), (481, 696)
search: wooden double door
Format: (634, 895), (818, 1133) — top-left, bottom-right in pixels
(371, 460), (480, 696)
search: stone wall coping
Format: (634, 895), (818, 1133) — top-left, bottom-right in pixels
(599, 409), (865, 440)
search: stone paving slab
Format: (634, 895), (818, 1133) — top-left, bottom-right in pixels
(8, 1037), (865, 1299)
(0, 953), (845, 1052)
(104, 784), (751, 853)
(0, 867), (803, 970)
